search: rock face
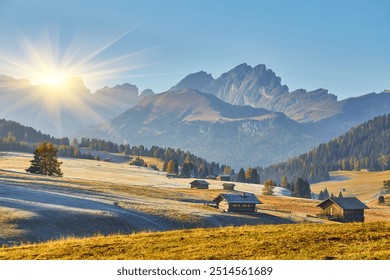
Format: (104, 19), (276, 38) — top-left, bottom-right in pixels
(172, 63), (340, 122)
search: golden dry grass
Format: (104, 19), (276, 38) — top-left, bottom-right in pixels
(311, 170), (390, 202)
(0, 222), (389, 260)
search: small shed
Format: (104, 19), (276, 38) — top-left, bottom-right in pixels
(213, 192), (261, 213)
(166, 173), (177, 178)
(189, 180), (209, 189)
(317, 197), (369, 223)
(216, 175), (230, 181)
(222, 183), (235, 190)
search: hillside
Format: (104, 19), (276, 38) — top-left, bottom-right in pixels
(261, 114), (390, 183)
(0, 119), (67, 144)
(2, 152), (390, 248)
(0, 152), (322, 247)
(311, 170), (390, 203)
(83, 89), (320, 168)
(1, 222), (389, 260)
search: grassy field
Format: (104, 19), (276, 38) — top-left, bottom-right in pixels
(1, 152), (390, 260)
(311, 170), (390, 202)
(0, 222), (389, 260)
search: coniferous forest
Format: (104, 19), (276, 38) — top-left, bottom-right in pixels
(260, 114), (390, 183)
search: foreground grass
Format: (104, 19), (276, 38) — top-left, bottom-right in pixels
(1, 222), (389, 260)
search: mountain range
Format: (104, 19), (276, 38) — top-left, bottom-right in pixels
(0, 75), (153, 136)
(1, 63), (390, 169)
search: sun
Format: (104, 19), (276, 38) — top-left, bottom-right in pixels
(31, 70), (71, 87)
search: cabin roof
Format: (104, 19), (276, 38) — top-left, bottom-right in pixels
(317, 197), (369, 210)
(190, 180), (209, 185)
(213, 193), (261, 204)
(222, 183), (235, 187)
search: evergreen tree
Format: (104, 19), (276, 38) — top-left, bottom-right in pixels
(338, 191), (343, 198)
(237, 168), (246, 182)
(25, 149), (42, 174)
(318, 190), (324, 200)
(26, 142), (63, 177)
(251, 168), (260, 184)
(323, 188), (330, 199)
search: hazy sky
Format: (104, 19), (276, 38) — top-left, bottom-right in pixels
(0, 0), (389, 99)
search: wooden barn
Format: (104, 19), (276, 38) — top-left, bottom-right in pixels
(216, 175), (231, 181)
(222, 183), (235, 190)
(189, 180), (209, 189)
(317, 197), (369, 222)
(213, 192), (261, 213)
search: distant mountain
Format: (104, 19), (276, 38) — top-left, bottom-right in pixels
(261, 114), (390, 183)
(82, 89), (321, 169)
(172, 63), (339, 122)
(0, 76), (154, 137)
(311, 92), (390, 139)
(172, 63), (390, 136)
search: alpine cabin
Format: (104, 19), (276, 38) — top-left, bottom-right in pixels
(317, 197), (369, 222)
(213, 192), (261, 213)
(189, 180), (209, 189)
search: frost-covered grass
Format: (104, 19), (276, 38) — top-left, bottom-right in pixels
(1, 222), (389, 260)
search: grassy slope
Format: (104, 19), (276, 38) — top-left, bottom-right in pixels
(0, 222), (389, 260)
(311, 170), (390, 202)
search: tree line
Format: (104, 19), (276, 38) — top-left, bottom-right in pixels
(260, 114), (390, 183)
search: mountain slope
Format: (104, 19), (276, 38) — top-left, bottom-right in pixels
(83, 89), (321, 168)
(261, 114), (390, 183)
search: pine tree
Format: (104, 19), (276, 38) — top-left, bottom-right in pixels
(237, 168), (246, 182)
(323, 188), (330, 199)
(318, 190), (324, 200)
(26, 142), (62, 177)
(25, 149), (42, 174)
(251, 168), (260, 184)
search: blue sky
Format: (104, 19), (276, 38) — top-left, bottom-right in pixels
(0, 0), (389, 99)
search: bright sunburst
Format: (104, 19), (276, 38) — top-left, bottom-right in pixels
(0, 28), (152, 91)
(0, 27), (155, 136)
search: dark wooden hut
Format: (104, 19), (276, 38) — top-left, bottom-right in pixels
(222, 183), (235, 190)
(189, 180), (209, 189)
(213, 192), (261, 213)
(317, 197), (369, 222)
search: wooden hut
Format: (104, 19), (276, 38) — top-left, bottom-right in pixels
(189, 180), (209, 189)
(317, 197), (369, 222)
(216, 175), (230, 181)
(213, 192), (261, 213)
(222, 183), (235, 190)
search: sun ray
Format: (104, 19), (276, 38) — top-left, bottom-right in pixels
(0, 25), (159, 136)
